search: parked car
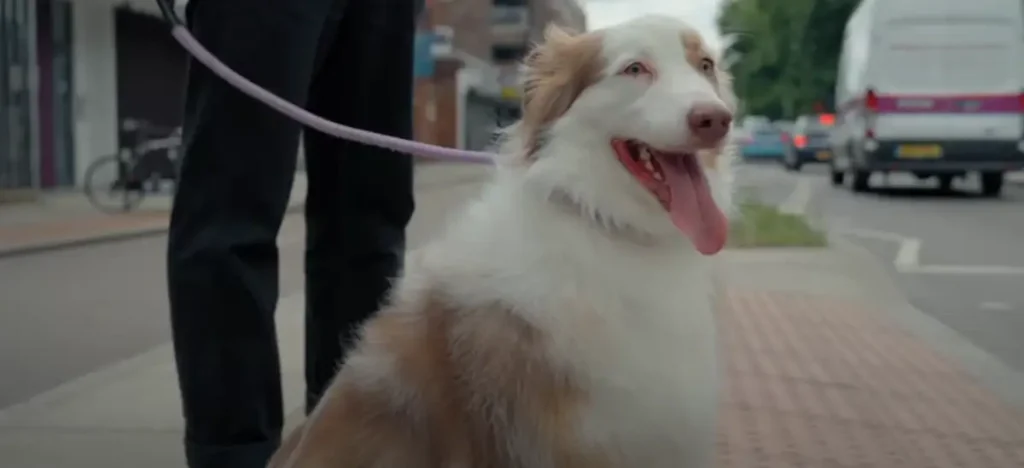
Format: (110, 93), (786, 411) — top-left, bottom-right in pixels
(737, 121), (787, 161)
(782, 114), (835, 171)
(829, 0), (1024, 196)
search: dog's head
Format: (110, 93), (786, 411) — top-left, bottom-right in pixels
(504, 15), (737, 255)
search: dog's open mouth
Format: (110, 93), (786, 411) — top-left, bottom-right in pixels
(612, 139), (728, 255)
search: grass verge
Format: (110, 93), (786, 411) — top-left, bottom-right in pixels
(728, 198), (827, 248)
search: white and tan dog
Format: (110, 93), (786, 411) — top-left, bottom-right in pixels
(269, 14), (737, 468)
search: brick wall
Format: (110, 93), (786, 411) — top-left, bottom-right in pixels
(413, 0), (587, 149)
(413, 57), (462, 148)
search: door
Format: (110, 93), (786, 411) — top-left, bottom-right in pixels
(0, 0), (34, 190)
(114, 7), (186, 180)
(34, 0), (74, 188)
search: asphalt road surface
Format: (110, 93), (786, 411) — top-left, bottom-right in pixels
(0, 219), (307, 409)
(737, 160), (1024, 376)
(0, 176), (485, 410)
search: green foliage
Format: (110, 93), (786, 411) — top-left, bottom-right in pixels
(718, 0), (860, 120)
(728, 200), (827, 248)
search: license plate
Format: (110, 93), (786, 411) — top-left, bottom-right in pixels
(816, 151), (832, 160)
(896, 144), (942, 159)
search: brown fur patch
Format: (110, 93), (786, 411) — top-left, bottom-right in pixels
(268, 289), (611, 467)
(680, 29), (709, 71)
(520, 25), (605, 158)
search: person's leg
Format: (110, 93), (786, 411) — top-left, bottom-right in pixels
(166, 0), (340, 466)
(301, 0), (417, 412)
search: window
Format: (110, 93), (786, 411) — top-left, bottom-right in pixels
(492, 45), (528, 62)
(493, 0), (528, 5)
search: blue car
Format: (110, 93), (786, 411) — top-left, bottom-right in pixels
(782, 114), (835, 172)
(738, 123), (787, 161)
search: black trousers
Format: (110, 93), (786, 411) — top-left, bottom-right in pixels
(166, 0), (416, 466)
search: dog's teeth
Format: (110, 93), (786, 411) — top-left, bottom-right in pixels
(653, 172), (664, 181)
(643, 160), (655, 171)
(639, 148), (652, 161)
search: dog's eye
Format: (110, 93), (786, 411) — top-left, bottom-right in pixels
(621, 62), (651, 77)
(700, 58), (715, 73)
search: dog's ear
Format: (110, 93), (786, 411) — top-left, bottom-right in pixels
(519, 25), (603, 158)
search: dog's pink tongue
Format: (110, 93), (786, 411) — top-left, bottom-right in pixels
(663, 158), (728, 255)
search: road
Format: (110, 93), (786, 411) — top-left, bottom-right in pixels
(0, 220), (307, 408)
(0, 173), (485, 410)
(736, 161), (1024, 375)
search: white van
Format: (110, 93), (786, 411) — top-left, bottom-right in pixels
(830, 0), (1024, 196)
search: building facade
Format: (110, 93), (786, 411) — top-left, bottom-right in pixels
(412, 0), (587, 151)
(0, 0), (184, 192)
(0, 0), (585, 192)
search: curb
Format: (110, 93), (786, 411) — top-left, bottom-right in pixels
(829, 237), (1024, 411)
(0, 203), (305, 260)
(0, 170), (492, 260)
(0, 225), (171, 260)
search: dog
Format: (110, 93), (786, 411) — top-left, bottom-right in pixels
(268, 14), (737, 468)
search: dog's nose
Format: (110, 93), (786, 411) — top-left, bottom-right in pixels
(687, 103), (732, 143)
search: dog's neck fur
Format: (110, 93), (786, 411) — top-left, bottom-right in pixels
(545, 188), (660, 247)
(418, 163), (708, 314)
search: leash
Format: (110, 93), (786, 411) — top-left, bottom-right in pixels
(155, 0), (494, 164)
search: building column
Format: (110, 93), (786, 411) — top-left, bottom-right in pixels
(414, 55), (463, 148)
(70, 2), (118, 187)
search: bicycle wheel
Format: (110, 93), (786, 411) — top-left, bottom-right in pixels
(84, 154), (146, 213)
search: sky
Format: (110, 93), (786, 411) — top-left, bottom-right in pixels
(580, 0), (726, 48)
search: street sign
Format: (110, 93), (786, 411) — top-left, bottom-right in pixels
(498, 66), (521, 100)
(413, 32), (435, 78)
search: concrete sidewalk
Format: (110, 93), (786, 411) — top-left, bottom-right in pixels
(2, 163), (1024, 466)
(0, 162), (491, 258)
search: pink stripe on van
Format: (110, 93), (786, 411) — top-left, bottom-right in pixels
(875, 94), (1022, 114)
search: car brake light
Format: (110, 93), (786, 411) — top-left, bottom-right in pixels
(865, 89), (879, 112)
(793, 135), (807, 148)
(1018, 92), (1024, 111)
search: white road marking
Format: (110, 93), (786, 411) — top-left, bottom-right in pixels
(909, 265), (1024, 275)
(278, 234), (304, 246)
(836, 227), (1024, 275)
(894, 237), (921, 270)
(836, 226), (907, 243)
(980, 301), (1013, 311)
(779, 177), (813, 215)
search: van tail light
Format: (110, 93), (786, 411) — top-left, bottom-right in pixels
(1018, 91), (1024, 111)
(793, 134), (807, 148)
(864, 88), (879, 139)
(865, 89), (879, 113)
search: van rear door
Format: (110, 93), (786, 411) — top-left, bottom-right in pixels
(869, 17), (1023, 142)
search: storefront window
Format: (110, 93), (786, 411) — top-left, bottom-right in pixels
(1, 0), (35, 189)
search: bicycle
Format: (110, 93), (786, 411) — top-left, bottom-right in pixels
(84, 119), (183, 213)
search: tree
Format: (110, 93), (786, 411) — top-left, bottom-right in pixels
(718, 0), (860, 119)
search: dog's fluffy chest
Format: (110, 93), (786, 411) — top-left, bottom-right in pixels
(560, 286), (719, 467)
(439, 186), (722, 466)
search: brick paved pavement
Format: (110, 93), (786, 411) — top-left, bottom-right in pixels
(714, 254), (1024, 467)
